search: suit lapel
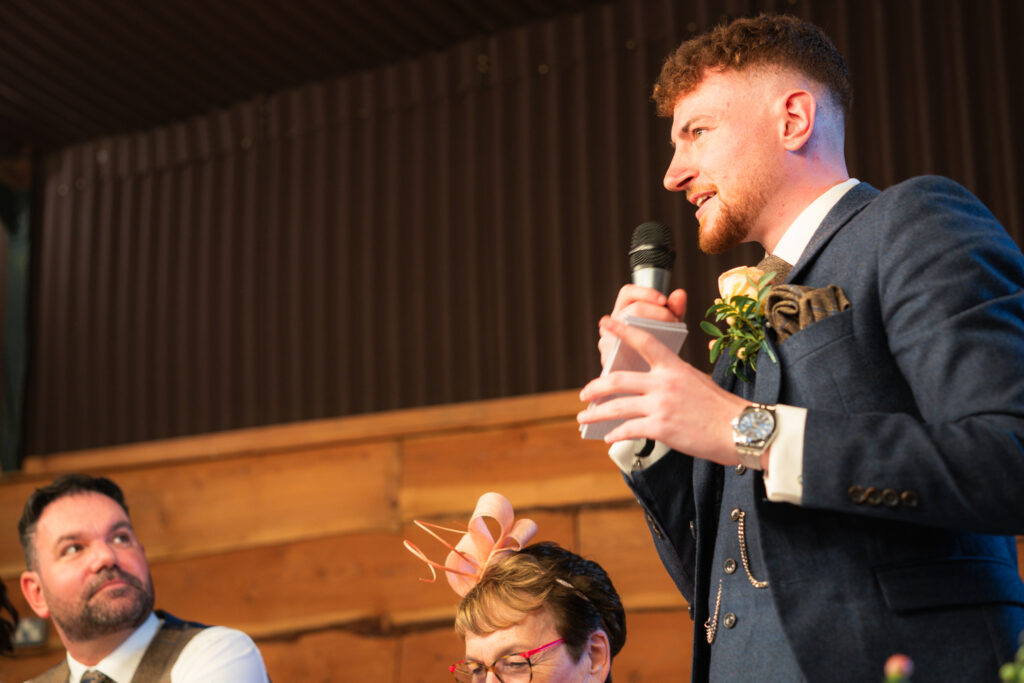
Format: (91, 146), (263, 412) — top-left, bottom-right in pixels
(786, 181), (880, 285)
(750, 182), (878, 406)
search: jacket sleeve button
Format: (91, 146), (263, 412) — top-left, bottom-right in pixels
(882, 488), (900, 507)
(900, 490), (920, 508)
(865, 487), (882, 506)
(847, 485), (866, 504)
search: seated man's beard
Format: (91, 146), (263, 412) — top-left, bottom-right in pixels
(52, 568), (155, 642)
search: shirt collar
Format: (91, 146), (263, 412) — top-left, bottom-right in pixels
(67, 612), (161, 683)
(772, 178), (860, 266)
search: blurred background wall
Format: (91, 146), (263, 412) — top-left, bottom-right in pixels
(2, 0), (1020, 455)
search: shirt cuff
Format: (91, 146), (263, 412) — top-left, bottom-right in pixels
(763, 404), (806, 504)
(609, 439), (672, 476)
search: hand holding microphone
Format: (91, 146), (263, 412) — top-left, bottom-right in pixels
(581, 222), (689, 440)
(579, 222), (749, 462)
(598, 223), (686, 369)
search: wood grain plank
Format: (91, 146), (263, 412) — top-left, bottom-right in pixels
(0, 478), (41, 578)
(400, 420), (627, 519)
(0, 649), (64, 683)
(19, 390), (585, 475)
(2, 442), (400, 577)
(143, 513), (575, 637)
(395, 628), (466, 683)
(577, 506), (688, 611)
(613, 609), (694, 680)
(257, 629), (398, 682)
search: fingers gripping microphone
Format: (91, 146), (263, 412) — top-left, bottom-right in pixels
(629, 222), (675, 295)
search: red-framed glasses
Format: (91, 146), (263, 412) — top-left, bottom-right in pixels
(449, 638), (566, 682)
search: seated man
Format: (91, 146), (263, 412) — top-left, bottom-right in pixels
(18, 473), (270, 682)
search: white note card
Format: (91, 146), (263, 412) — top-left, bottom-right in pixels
(579, 315), (688, 440)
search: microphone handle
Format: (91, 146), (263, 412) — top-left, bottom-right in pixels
(632, 266), (672, 296)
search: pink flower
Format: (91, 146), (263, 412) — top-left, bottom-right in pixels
(884, 654), (914, 679)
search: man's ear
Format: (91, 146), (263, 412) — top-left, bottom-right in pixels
(779, 89), (816, 151)
(20, 570), (51, 618)
(585, 629), (612, 680)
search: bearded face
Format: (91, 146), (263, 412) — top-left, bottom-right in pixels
(21, 492), (156, 649)
(44, 566), (155, 641)
(696, 175), (771, 254)
(663, 69), (787, 254)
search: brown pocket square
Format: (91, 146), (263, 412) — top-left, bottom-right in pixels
(765, 284), (851, 342)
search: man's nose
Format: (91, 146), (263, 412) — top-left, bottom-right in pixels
(89, 541), (119, 570)
(663, 148), (695, 192)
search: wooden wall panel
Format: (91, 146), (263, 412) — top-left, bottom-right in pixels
(0, 480), (37, 573)
(18, 391), (585, 475)
(613, 610), (694, 681)
(401, 420), (623, 519)
(258, 629), (399, 683)
(579, 506), (688, 611)
(394, 628), (469, 683)
(1, 390), (1020, 681)
(0, 442), (400, 577)
(0, 649), (63, 683)
(146, 513), (575, 636)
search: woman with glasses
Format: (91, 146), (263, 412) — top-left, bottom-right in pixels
(406, 492), (627, 682)
(451, 541), (626, 682)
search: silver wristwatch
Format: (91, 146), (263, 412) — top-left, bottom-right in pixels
(731, 404), (778, 470)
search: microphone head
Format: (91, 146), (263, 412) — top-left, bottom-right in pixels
(629, 221), (675, 272)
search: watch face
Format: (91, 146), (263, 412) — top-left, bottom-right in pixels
(739, 409), (774, 440)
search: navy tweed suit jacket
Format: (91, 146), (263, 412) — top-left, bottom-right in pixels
(627, 177), (1024, 681)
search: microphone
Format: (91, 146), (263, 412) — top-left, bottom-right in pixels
(629, 222), (675, 295)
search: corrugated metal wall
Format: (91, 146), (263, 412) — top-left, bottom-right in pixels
(22, 0), (1024, 454)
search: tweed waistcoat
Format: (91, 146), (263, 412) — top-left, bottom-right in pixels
(26, 611), (207, 683)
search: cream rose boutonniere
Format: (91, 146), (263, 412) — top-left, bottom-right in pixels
(700, 265), (778, 381)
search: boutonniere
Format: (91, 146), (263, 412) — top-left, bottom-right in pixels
(700, 266), (778, 381)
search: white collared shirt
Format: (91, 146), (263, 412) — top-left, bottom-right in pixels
(65, 612), (269, 683)
(610, 178), (860, 505)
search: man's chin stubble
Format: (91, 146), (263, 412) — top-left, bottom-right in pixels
(698, 218), (747, 254)
(56, 585), (154, 641)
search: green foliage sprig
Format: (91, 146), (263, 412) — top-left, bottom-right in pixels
(700, 269), (777, 381)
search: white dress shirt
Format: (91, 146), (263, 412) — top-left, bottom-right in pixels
(611, 178), (860, 505)
(65, 611), (270, 683)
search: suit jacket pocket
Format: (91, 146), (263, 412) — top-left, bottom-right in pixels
(876, 556), (1024, 612)
(777, 306), (854, 364)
